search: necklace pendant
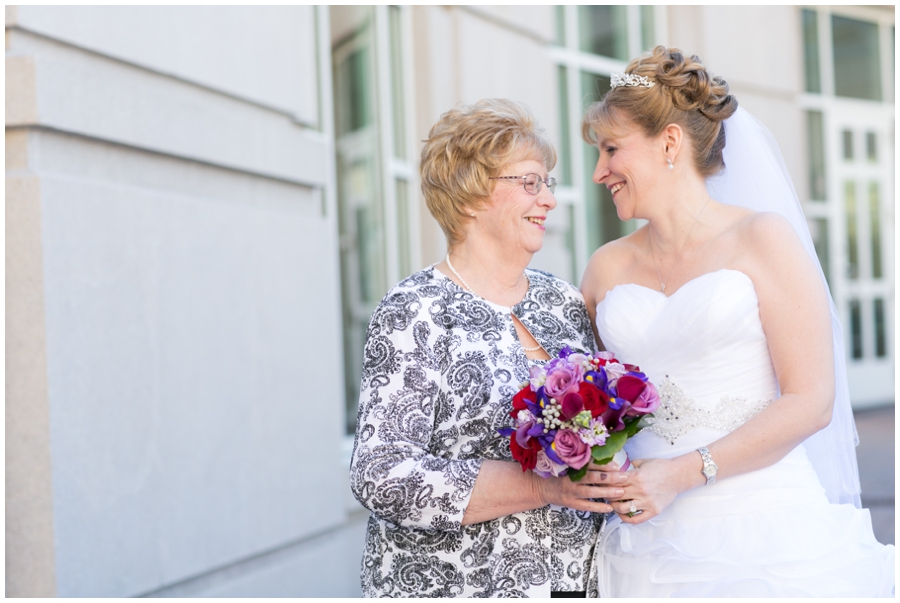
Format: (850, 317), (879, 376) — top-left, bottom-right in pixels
(661, 283), (666, 293)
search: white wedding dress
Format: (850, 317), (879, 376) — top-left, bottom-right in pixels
(594, 269), (894, 597)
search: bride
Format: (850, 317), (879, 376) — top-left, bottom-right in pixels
(580, 46), (894, 597)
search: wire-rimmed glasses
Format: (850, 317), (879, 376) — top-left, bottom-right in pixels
(489, 173), (557, 195)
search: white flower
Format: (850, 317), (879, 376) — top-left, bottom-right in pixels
(516, 409), (536, 424)
(529, 365), (547, 389)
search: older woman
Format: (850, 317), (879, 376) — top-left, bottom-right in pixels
(350, 99), (624, 597)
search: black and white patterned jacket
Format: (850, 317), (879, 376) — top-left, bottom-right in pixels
(350, 265), (603, 597)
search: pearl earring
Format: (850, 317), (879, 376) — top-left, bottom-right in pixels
(667, 158), (674, 170)
(470, 213), (475, 217)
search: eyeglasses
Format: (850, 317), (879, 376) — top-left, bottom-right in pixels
(489, 173), (557, 195)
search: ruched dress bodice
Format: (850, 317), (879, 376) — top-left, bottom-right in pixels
(597, 269), (777, 460)
(593, 269), (893, 597)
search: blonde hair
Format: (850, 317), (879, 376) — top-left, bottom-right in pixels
(582, 46), (738, 178)
(420, 99), (557, 246)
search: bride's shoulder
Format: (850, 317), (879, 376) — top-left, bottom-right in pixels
(585, 227), (646, 272)
(726, 211), (813, 279)
(730, 211), (802, 249)
(581, 227), (647, 300)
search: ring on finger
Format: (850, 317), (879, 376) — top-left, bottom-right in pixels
(626, 501), (644, 518)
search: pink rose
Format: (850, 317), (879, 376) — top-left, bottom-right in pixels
(626, 381), (660, 415)
(554, 429), (593, 469)
(604, 362), (628, 388)
(544, 365), (582, 400)
(534, 450), (569, 478)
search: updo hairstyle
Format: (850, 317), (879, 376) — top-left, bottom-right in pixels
(582, 46), (738, 177)
(421, 98), (556, 246)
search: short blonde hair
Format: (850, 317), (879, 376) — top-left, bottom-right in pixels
(582, 46), (738, 178)
(420, 99), (557, 247)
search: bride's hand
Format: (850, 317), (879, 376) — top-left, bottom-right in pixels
(609, 458), (685, 524)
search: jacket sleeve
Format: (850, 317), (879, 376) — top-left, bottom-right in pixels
(349, 291), (483, 531)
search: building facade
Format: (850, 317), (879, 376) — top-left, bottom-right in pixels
(6, 5), (893, 597)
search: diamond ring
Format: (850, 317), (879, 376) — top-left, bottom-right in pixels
(626, 501), (643, 518)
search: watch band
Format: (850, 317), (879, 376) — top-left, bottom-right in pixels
(697, 446), (717, 485)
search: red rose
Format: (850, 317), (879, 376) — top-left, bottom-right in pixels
(509, 434), (540, 471)
(511, 386), (535, 417)
(616, 375), (647, 403)
(579, 382), (609, 417)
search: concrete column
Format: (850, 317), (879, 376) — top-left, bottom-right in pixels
(6, 124), (57, 595)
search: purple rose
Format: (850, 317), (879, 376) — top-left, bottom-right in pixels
(604, 362), (627, 390)
(534, 450), (568, 478)
(553, 429), (592, 469)
(544, 364), (582, 400)
(626, 381), (660, 415)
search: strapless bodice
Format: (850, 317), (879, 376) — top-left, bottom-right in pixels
(594, 271), (894, 599)
(596, 269), (778, 458)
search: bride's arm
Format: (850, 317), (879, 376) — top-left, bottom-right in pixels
(613, 213), (835, 523)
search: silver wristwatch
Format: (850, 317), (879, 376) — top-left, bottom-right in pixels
(697, 447), (717, 485)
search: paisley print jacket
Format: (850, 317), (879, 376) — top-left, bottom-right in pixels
(350, 266), (604, 597)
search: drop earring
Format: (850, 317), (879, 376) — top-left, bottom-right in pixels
(667, 158), (674, 170)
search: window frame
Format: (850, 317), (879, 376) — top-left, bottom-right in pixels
(797, 5), (894, 406)
(550, 5), (667, 280)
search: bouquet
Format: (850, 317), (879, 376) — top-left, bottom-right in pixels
(499, 347), (659, 481)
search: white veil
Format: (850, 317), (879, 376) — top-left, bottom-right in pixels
(706, 107), (862, 508)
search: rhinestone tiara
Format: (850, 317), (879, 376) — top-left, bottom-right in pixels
(610, 73), (655, 89)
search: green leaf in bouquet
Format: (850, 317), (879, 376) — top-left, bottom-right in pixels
(567, 464), (589, 482)
(623, 415), (650, 437)
(590, 430), (628, 465)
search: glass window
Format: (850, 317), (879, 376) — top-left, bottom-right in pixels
(842, 129), (853, 160)
(564, 204), (578, 284)
(866, 132), (877, 162)
(640, 6), (656, 51)
(874, 298), (887, 357)
(849, 300), (863, 359)
(396, 178), (410, 277)
(555, 6), (566, 46)
(802, 9), (822, 94)
(388, 6), (406, 159)
(578, 6), (628, 60)
(333, 13), (387, 435)
(869, 182), (882, 279)
(832, 15), (882, 101)
(806, 110), (826, 200)
(557, 66), (572, 186)
(844, 181), (859, 279)
(581, 72), (610, 254)
(809, 217), (831, 286)
(336, 48), (373, 136)
(581, 71), (634, 253)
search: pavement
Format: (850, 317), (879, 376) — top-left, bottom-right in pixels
(854, 405), (895, 545)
